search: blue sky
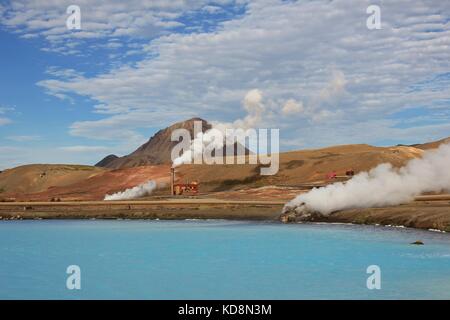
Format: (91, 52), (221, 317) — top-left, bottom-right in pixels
(0, 0), (449, 169)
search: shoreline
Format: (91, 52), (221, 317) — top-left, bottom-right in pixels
(0, 200), (284, 221)
(281, 201), (450, 232)
(1, 199), (450, 232)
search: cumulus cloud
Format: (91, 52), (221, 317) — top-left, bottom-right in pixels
(234, 89), (265, 128)
(315, 70), (347, 106)
(0, 0), (241, 54)
(282, 99), (304, 115)
(2, 0), (447, 154)
(33, 0), (449, 148)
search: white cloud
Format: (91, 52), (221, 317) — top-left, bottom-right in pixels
(0, 106), (14, 114)
(315, 70), (347, 106)
(0, 118), (12, 126)
(0, 0), (240, 54)
(45, 66), (83, 79)
(202, 5), (223, 14)
(6, 135), (41, 142)
(0, 145), (112, 170)
(282, 99), (304, 115)
(59, 145), (110, 153)
(0, 106), (13, 126)
(10, 0), (450, 151)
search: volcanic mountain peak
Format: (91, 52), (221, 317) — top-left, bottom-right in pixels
(134, 117), (211, 154)
(98, 118), (213, 169)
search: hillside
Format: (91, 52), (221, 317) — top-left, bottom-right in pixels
(13, 165), (171, 201)
(173, 144), (424, 193)
(412, 137), (450, 150)
(0, 164), (105, 195)
(1, 144), (424, 201)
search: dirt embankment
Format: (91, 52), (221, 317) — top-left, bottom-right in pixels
(327, 202), (450, 232)
(280, 199), (450, 232)
(0, 200), (284, 221)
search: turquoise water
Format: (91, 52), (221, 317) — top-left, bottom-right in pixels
(1, 220), (450, 299)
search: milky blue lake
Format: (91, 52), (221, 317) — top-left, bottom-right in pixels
(1, 220), (450, 299)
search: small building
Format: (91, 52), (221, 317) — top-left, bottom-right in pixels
(173, 182), (199, 195)
(170, 167), (199, 195)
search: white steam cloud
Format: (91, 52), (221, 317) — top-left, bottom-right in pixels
(283, 143), (450, 216)
(172, 89), (265, 167)
(104, 180), (157, 201)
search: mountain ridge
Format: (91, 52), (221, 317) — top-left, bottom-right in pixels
(97, 117), (250, 169)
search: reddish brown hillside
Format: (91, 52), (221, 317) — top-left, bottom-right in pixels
(9, 165), (171, 201)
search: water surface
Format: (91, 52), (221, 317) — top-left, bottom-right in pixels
(1, 220), (449, 299)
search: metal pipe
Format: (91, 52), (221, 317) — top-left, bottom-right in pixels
(170, 167), (175, 196)
(414, 194), (450, 201)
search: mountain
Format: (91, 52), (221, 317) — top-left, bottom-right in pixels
(98, 117), (249, 169)
(99, 118), (210, 169)
(95, 154), (119, 167)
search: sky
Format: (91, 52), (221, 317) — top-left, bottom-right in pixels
(0, 0), (449, 169)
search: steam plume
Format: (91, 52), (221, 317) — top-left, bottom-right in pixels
(104, 180), (157, 201)
(283, 143), (450, 216)
(172, 89), (265, 167)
